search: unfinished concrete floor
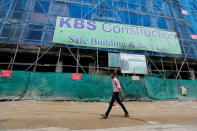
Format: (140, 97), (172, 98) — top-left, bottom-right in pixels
(0, 100), (197, 131)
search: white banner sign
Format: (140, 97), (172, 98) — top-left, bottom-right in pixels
(120, 53), (148, 74)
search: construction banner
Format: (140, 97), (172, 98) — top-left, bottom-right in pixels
(53, 16), (182, 55)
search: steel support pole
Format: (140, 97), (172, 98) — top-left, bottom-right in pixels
(174, 57), (179, 79)
(161, 57), (165, 78)
(146, 56), (164, 78)
(0, 0), (14, 36)
(0, 0), (12, 9)
(97, 49), (99, 71)
(66, 47), (86, 74)
(33, 47), (41, 72)
(176, 47), (191, 79)
(37, 0), (55, 26)
(7, 57), (13, 70)
(82, 0), (105, 19)
(76, 49), (79, 73)
(25, 46), (54, 71)
(185, 59), (191, 73)
(174, 57), (178, 72)
(10, 45), (18, 70)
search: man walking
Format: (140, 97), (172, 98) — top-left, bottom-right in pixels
(101, 73), (129, 119)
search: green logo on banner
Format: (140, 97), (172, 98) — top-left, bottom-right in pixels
(53, 16), (182, 55)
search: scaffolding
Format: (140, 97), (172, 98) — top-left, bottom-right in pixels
(0, 0), (197, 79)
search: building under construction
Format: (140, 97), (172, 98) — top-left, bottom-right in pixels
(0, 0), (197, 80)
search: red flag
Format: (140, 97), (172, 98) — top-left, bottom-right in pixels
(72, 73), (81, 80)
(1, 70), (12, 78)
(182, 10), (188, 15)
(191, 35), (197, 40)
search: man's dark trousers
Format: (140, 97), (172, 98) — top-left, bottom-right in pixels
(105, 92), (128, 118)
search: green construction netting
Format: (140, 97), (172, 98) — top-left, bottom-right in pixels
(0, 71), (31, 100)
(0, 70), (197, 101)
(144, 77), (197, 100)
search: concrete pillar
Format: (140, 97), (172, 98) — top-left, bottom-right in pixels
(55, 60), (63, 73)
(89, 61), (94, 74)
(189, 67), (195, 80)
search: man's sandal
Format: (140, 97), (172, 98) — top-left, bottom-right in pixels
(100, 114), (107, 119)
(124, 114), (130, 118)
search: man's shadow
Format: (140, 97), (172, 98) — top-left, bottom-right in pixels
(100, 114), (147, 123)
